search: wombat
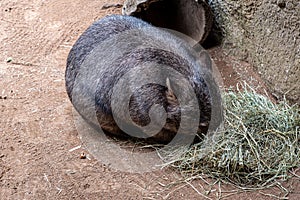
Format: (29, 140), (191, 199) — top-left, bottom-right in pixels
(65, 14), (218, 144)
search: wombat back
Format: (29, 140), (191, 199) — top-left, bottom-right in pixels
(66, 15), (150, 100)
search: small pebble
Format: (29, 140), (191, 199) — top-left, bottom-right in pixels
(6, 57), (13, 63)
(80, 152), (86, 159)
(277, 1), (286, 9)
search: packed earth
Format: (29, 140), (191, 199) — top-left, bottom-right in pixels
(0, 0), (299, 199)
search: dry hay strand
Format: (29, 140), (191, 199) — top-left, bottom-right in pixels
(159, 83), (300, 189)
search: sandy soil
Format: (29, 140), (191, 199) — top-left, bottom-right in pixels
(0, 0), (299, 199)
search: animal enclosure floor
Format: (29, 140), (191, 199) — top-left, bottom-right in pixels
(0, 0), (299, 199)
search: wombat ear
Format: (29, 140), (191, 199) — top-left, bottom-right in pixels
(192, 44), (212, 71)
(198, 50), (212, 70)
(193, 43), (212, 71)
(166, 78), (177, 104)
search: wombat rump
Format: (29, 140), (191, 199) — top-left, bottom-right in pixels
(65, 14), (214, 144)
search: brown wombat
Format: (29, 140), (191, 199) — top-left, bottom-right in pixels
(65, 15), (219, 144)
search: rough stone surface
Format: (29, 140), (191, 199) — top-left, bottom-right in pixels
(122, 0), (214, 44)
(209, 0), (299, 103)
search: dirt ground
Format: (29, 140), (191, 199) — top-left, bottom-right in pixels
(0, 0), (299, 199)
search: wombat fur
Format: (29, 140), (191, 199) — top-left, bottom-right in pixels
(65, 14), (216, 144)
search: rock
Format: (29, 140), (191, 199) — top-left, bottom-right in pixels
(122, 0), (214, 44)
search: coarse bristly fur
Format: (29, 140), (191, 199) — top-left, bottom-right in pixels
(65, 14), (215, 144)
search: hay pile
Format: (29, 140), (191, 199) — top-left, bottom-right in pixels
(161, 85), (300, 188)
